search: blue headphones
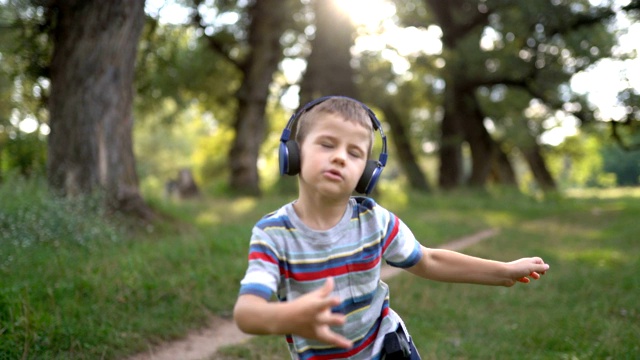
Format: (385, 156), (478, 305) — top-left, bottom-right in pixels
(278, 96), (388, 195)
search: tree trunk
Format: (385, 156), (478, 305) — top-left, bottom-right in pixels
(228, 0), (288, 195)
(425, 0), (492, 190)
(438, 87), (465, 189)
(489, 144), (518, 185)
(462, 89), (495, 187)
(47, 0), (153, 220)
(520, 142), (557, 192)
(298, 0), (358, 105)
(381, 103), (430, 192)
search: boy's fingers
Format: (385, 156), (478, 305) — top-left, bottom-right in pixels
(535, 261), (550, 272)
(530, 271), (541, 280)
(318, 310), (346, 327)
(318, 277), (335, 297)
(318, 328), (353, 349)
(316, 277), (342, 310)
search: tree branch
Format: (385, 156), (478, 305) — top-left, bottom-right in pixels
(189, 0), (244, 70)
(611, 120), (640, 151)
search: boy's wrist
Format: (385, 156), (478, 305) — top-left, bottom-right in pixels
(270, 301), (295, 335)
(501, 261), (517, 286)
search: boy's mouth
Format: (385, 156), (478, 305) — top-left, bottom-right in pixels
(324, 169), (343, 180)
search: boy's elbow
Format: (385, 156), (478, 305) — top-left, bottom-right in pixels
(233, 299), (251, 333)
(233, 295), (271, 335)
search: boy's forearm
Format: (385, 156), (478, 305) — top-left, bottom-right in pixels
(408, 247), (513, 286)
(233, 294), (290, 335)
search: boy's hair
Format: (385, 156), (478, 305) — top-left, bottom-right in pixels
(295, 97), (375, 156)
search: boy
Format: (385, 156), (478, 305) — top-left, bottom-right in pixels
(233, 96), (549, 359)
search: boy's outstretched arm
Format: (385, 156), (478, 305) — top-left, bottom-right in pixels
(406, 246), (549, 287)
(233, 277), (353, 349)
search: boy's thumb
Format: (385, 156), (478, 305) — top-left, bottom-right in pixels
(319, 277), (334, 296)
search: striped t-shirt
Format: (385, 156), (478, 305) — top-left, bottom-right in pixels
(238, 196), (423, 360)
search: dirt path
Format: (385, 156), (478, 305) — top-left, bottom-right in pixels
(126, 228), (499, 360)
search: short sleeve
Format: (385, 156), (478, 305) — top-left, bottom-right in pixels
(238, 226), (281, 300)
(381, 211), (422, 268)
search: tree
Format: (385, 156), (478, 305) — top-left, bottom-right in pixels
(380, 99), (432, 191)
(191, 0), (293, 195)
(392, 0), (635, 192)
(46, 1), (153, 219)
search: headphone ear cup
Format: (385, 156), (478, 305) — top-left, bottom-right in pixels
(279, 140), (301, 175)
(356, 160), (382, 194)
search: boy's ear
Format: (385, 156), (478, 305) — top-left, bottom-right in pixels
(279, 140), (301, 176)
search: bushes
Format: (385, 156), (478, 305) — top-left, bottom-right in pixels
(0, 175), (124, 249)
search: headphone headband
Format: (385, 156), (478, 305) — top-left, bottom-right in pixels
(278, 96), (388, 195)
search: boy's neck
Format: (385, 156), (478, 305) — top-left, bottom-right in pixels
(293, 194), (350, 231)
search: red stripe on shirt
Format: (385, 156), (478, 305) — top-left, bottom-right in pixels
(382, 215), (399, 254)
(249, 251), (278, 264)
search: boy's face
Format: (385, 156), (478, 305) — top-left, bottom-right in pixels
(298, 113), (371, 199)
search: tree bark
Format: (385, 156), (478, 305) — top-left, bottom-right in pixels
(381, 103), (430, 192)
(489, 144), (518, 185)
(438, 84), (465, 189)
(426, 0), (483, 190)
(520, 142), (557, 192)
(47, 0), (153, 220)
(228, 0), (288, 195)
(462, 89), (495, 187)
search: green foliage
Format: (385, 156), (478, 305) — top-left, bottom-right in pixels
(1, 131), (47, 177)
(546, 133), (606, 188)
(547, 126), (640, 188)
(601, 143), (640, 186)
(135, 100), (214, 182)
(388, 0), (626, 192)
(133, 15), (249, 194)
(135, 18), (240, 126)
(1, 0), (635, 196)
(474, 0), (617, 140)
(0, 1), (51, 111)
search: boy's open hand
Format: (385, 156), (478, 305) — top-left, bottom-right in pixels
(508, 257), (549, 286)
(286, 277), (353, 349)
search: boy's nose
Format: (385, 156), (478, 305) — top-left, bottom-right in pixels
(331, 148), (347, 165)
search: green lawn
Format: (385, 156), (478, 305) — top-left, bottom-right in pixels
(1, 178), (639, 359)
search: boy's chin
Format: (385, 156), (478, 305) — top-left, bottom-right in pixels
(314, 183), (354, 199)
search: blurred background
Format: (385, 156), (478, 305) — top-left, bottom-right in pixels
(1, 0), (639, 219)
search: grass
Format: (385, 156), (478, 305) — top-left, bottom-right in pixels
(1, 177), (639, 359)
(217, 187), (640, 359)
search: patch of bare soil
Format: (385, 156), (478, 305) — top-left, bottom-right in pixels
(126, 317), (251, 360)
(125, 228), (499, 360)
